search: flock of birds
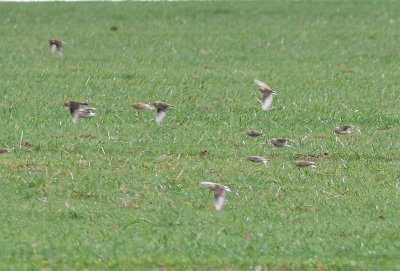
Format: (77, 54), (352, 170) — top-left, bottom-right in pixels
(1, 39), (356, 212)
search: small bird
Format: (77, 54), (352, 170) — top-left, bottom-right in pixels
(271, 138), (292, 147)
(254, 79), (277, 111)
(201, 181), (231, 211)
(153, 101), (170, 124)
(246, 130), (263, 137)
(49, 39), (64, 56)
(64, 100), (96, 124)
(0, 147), (12, 153)
(294, 160), (316, 169)
(248, 156), (269, 167)
(334, 125), (353, 135)
(131, 103), (153, 110)
(110, 26), (118, 31)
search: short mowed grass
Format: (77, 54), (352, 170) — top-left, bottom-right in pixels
(1, 1), (399, 270)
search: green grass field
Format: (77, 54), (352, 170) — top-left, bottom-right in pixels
(1, 1), (399, 270)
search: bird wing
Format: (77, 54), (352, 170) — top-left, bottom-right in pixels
(71, 110), (80, 123)
(261, 94), (273, 111)
(214, 193), (226, 211)
(201, 181), (216, 187)
(254, 79), (272, 92)
(50, 44), (56, 54)
(156, 110), (167, 124)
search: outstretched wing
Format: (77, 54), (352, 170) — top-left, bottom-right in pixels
(156, 110), (167, 124)
(50, 44), (57, 54)
(261, 94), (273, 111)
(254, 79), (272, 92)
(71, 111), (80, 123)
(214, 193), (226, 211)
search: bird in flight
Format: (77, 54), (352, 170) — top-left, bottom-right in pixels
(49, 39), (64, 56)
(201, 181), (231, 211)
(153, 101), (170, 124)
(254, 79), (277, 111)
(64, 100), (96, 124)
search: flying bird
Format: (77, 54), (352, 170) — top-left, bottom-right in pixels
(131, 103), (154, 110)
(49, 39), (64, 56)
(247, 156), (269, 167)
(153, 101), (170, 124)
(64, 100), (96, 124)
(201, 181), (231, 211)
(246, 130), (264, 137)
(254, 79), (277, 111)
(271, 138), (292, 147)
(334, 125), (353, 135)
(294, 160), (316, 169)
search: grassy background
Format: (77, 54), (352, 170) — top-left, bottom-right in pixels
(0, 1), (399, 270)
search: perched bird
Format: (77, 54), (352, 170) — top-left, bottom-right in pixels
(153, 101), (170, 124)
(248, 156), (269, 167)
(294, 160), (316, 169)
(131, 103), (153, 110)
(246, 130), (263, 137)
(334, 125), (353, 135)
(201, 181), (231, 211)
(64, 100), (96, 124)
(254, 79), (277, 111)
(271, 138), (292, 147)
(0, 147), (12, 153)
(49, 39), (64, 56)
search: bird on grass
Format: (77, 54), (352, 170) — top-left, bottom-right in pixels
(64, 100), (96, 124)
(254, 79), (277, 111)
(271, 138), (292, 147)
(49, 39), (64, 56)
(0, 147), (12, 153)
(247, 156), (269, 167)
(201, 181), (231, 211)
(153, 101), (170, 124)
(246, 130), (264, 137)
(334, 125), (353, 135)
(131, 102), (154, 110)
(294, 160), (316, 169)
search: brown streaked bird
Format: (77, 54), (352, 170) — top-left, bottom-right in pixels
(271, 138), (292, 147)
(246, 130), (264, 137)
(131, 103), (154, 110)
(64, 100), (96, 124)
(0, 147), (12, 153)
(153, 101), (170, 124)
(254, 79), (277, 111)
(248, 156), (269, 167)
(49, 39), (64, 56)
(110, 26), (118, 31)
(201, 181), (231, 211)
(294, 160), (316, 169)
(334, 125), (353, 135)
